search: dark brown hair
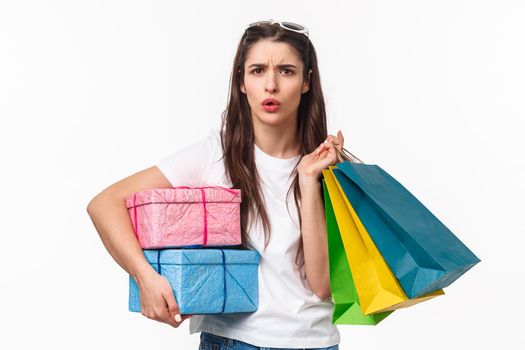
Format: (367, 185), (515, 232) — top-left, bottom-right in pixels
(219, 22), (328, 271)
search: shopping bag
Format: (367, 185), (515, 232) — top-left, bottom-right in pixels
(334, 161), (480, 298)
(323, 180), (392, 325)
(323, 167), (443, 315)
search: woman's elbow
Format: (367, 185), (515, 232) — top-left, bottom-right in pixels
(86, 194), (103, 216)
(313, 286), (332, 300)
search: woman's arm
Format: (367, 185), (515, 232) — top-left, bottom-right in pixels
(298, 176), (332, 300)
(296, 131), (345, 300)
(87, 166), (190, 326)
(87, 166), (169, 277)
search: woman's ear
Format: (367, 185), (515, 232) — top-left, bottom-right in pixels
(302, 69), (312, 94)
(239, 69), (246, 94)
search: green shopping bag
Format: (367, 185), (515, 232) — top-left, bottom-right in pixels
(323, 180), (392, 325)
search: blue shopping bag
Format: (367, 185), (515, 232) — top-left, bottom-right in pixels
(332, 160), (480, 299)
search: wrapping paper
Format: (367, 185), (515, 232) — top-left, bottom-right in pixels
(125, 187), (242, 249)
(335, 162), (480, 298)
(323, 180), (392, 325)
(323, 168), (443, 315)
(129, 248), (260, 314)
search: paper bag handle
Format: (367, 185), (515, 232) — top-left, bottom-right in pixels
(336, 146), (364, 164)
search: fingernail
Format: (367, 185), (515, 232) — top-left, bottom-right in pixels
(174, 314), (182, 322)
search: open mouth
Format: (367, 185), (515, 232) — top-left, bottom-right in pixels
(261, 98), (281, 112)
(262, 98), (281, 106)
(262, 103), (280, 112)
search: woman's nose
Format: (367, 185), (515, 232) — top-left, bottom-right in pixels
(264, 72), (278, 93)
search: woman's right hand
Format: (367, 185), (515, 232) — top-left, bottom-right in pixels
(136, 267), (192, 328)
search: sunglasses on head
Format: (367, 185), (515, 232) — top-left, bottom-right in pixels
(245, 19), (309, 38)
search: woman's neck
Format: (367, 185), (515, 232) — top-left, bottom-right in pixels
(252, 117), (300, 159)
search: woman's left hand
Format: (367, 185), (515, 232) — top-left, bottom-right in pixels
(297, 130), (344, 182)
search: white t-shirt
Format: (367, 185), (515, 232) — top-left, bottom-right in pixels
(156, 128), (340, 348)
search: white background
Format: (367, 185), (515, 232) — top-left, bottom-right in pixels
(1, 1), (523, 349)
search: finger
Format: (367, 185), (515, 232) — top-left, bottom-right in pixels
(162, 310), (192, 328)
(155, 291), (176, 321)
(318, 145), (339, 166)
(316, 142), (331, 155)
(318, 143), (336, 159)
(162, 286), (181, 322)
(319, 140), (341, 158)
(315, 143), (323, 155)
(154, 300), (182, 328)
(159, 309), (182, 328)
(324, 135), (338, 145)
(324, 135), (343, 152)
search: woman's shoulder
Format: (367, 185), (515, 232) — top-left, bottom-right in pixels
(171, 128), (222, 156)
(206, 127), (223, 149)
(202, 128), (224, 161)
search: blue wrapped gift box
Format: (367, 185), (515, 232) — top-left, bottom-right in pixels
(129, 248), (260, 314)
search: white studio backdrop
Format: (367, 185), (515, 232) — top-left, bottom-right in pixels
(0, 1), (523, 349)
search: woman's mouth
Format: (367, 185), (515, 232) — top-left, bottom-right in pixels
(262, 104), (280, 112)
(262, 98), (281, 113)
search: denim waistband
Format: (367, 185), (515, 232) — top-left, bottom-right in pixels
(199, 331), (339, 350)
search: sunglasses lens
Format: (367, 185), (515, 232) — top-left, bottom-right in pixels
(246, 20), (308, 38)
(248, 20), (272, 27)
(281, 22), (305, 31)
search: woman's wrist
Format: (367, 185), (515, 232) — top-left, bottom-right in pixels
(131, 261), (157, 287)
(298, 172), (321, 190)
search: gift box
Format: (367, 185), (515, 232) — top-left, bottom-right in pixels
(125, 187), (242, 249)
(129, 248), (260, 314)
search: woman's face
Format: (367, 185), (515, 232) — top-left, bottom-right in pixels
(240, 39), (311, 128)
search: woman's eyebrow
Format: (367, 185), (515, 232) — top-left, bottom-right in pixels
(247, 63), (298, 69)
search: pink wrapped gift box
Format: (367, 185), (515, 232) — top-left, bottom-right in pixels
(125, 187), (242, 249)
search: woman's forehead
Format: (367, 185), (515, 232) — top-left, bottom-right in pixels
(245, 40), (302, 67)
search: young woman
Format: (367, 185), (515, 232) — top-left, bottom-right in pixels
(87, 19), (345, 350)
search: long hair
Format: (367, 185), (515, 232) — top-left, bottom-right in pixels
(219, 22), (328, 271)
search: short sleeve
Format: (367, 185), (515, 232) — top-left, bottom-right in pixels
(156, 129), (221, 187)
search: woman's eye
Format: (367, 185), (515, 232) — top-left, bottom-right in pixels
(251, 68), (294, 75)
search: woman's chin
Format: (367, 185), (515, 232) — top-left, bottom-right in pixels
(254, 110), (295, 126)
(259, 116), (288, 126)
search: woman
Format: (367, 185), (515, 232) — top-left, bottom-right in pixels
(87, 19), (345, 350)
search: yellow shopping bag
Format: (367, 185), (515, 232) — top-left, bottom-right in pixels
(323, 166), (443, 315)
